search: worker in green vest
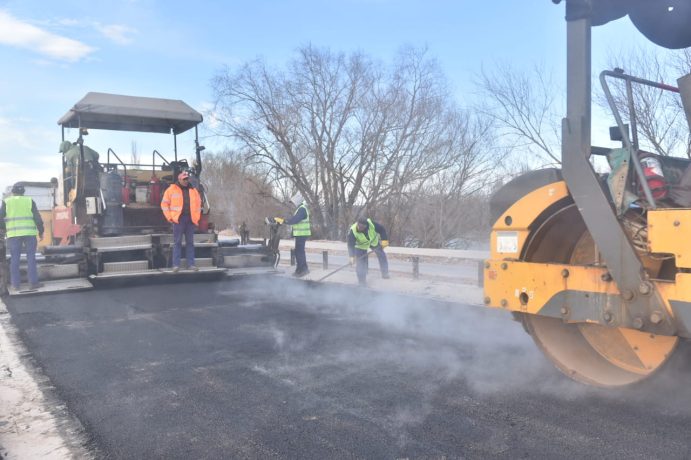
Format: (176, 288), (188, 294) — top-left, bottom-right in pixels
(0, 184), (45, 291)
(277, 192), (311, 277)
(347, 216), (389, 286)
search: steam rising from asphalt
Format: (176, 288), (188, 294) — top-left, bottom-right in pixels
(233, 277), (579, 396)
(230, 276), (691, 417)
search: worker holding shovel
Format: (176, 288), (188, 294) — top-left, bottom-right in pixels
(347, 217), (390, 287)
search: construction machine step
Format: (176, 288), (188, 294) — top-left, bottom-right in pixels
(225, 267), (279, 277)
(7, 278), (93, 296)
(89, 267), (226, 281)
(158, 233), (217, 246)
(38, 263), (80, 279)
(102, 260), (150, 273)
(90, 235), (153, 252)
(179, 258), (214, 268)
(222, 254), (269, 268)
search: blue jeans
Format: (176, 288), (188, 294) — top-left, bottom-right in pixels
(8, 235), (38, 287)
(172, 214), (196, 268)
(354, 244), (388, 285)
(294, 236), (308, 272)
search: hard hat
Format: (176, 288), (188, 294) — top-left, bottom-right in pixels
(11, 183), (25, 195)
(290, 192), (304, 207)
(178, 171), (190, 182)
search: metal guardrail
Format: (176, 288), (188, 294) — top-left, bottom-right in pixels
(283, 247), (486, 286)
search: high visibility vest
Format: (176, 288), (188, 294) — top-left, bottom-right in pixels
(161, 184), (202, 225)
(351, 219), (379, 250)
(292, 204), (311, 237)
(4, 196), (38, 238)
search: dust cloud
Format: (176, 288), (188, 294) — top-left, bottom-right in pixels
(225, 276), (691, 417)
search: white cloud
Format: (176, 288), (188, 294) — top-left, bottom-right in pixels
(0, 10), (95, 62)
(99, 23), (137, 45)
(56, 18), (80, 27)
(0, 116), (60, 193)
(0, 116), (41, 150)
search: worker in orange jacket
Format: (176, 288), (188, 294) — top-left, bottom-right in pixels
(161, 170), (202, 272)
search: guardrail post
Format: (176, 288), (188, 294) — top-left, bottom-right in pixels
(322, 251), (329, 270)
(412, 256), (419, 279)
(290, 248), (295, 266)
(478, 260), (485, 287)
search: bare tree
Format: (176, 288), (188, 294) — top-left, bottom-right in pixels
(476, 63), (562, 165)
(599, 47), (691, 158)
(202, 150), (283, 236)
(130, 141), (140, 165)
(212, 45), (499, 242)
(405, 112), (502, 247)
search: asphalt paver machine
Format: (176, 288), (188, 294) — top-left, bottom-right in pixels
(1, 92), (278, 296)
(484, 0), (691, 387)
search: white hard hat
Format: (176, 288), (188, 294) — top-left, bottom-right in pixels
(290, 192), (304, 206)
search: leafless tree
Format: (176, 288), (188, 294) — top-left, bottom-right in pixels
(201, 150), (283, 236)
(212, 45), (500, 242)
(130, 141), (140, 165)
(475, 63), (562, 166)
(599, 47), (691, 158)
(376, 110), (503, 246)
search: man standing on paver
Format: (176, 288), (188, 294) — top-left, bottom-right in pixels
(161, 170), (202, 272)
(0, 183), (44, 291)
(347, 216), (389, 287)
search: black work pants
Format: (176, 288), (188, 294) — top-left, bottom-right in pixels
(294, 236), (308, 273)
(354, 245), (388, 285)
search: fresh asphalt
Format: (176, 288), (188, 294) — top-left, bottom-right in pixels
(5, 277), (691, 459)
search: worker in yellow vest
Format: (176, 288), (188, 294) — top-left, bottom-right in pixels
(0, 184), (44, 291)
(347, 216), (389, 286)
(276, 192), (311, 277)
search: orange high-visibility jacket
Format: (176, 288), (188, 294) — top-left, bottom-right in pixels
(161, 184), (202, 225)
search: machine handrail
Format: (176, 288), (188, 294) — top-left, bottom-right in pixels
(152, 150), (170, 175)
(106, 148), (127, 181)
(599, 70), (679, 210)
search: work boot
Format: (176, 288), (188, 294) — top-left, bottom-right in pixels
(358, 280), (367, 287)
(29, 282), (44, 290)
(172, 266), (180, 273)
(382, 273), (390, 279)
(293, 269), (309, 278)
(189, 265), (199, 272)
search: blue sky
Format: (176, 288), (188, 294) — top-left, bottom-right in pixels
(0, 0), (655, 193)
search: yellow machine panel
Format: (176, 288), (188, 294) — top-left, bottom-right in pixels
(647, 208), (691, 268)
(484, 260), (616, 315)
(490, 181), (569, 260)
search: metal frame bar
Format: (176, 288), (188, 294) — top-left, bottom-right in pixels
(599, 72), (656, 208)
(561, 13), (674, 335)
(599, 70), (681, 209)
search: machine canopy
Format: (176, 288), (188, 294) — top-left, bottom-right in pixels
(58, 92), (203, 135)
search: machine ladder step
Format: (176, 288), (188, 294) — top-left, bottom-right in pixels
(102, 260), (150, 273)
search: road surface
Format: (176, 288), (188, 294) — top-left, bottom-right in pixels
(3, 277), (691, 458)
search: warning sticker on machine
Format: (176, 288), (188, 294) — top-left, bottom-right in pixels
(496, 231), (519, 254)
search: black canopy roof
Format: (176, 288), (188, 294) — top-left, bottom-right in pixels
(58, 92), (203, 135)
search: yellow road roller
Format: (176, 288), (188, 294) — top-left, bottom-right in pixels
(484, 0), (691, 387)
